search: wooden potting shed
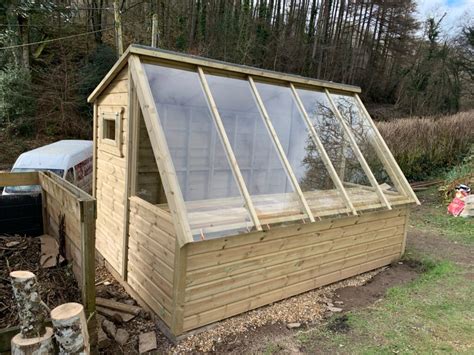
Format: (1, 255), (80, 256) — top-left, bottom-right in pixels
(88, 44), (419, 337)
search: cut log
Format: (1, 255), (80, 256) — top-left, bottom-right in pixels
(96, 306), (135, 323)
(10, 271), (46, 338)
(51, 303), (90, 354)
(11, 327), (54, 355)
(95, 297), (142, 315)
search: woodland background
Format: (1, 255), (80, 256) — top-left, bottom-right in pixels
(0, 0), (473, 179)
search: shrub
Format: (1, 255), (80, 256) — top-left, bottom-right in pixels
(0, 64), (36, 134)
(376, 111), (474, 181)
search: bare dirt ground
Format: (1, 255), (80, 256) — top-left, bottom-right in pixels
(407, 229), (473, 267)
(333, 260), (421, 311)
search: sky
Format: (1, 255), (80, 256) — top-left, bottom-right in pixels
(415, 0), (474, 38)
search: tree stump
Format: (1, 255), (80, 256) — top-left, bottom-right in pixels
(11, 328), (54, 355)
(10, 271), (52, 354)
(51, 302), (90, 354)
(10, 271), (46, 337)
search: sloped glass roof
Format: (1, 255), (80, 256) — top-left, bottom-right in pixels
(137, 56), (416, 242)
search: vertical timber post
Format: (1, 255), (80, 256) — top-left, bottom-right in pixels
(80, 199), (97, 351)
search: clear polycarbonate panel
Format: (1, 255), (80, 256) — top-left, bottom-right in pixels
(205, 74), (307, 223)
(143, 63), (253, 240)
(331, 93), (404, 191)
(296, 88), (384, 210)
(329, 93), (403, 197)
(254, 81), (347, 216)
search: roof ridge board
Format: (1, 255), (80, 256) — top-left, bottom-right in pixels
(88, 43), (362, 103)
(130, 44), (361, 93)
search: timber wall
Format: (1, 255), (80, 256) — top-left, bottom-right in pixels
(181, 207), (409, 332)
(0, 171), (97, 350)
(127, 196), (176, 328)
(94, 67), (129, 275)
(41, 172), (85, 283)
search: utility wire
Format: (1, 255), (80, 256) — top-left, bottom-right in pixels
(0, 26), (115, 50)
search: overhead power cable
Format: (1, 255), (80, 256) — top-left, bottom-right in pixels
(0, 26), (115, 50)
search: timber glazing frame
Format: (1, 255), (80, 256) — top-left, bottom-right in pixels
(89, 45), (418, 247)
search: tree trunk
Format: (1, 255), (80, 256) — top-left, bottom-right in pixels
(51, 303), (90, 354)
(17, 14), (29, 69)
(10, 271), (46, 338)
(11, 328), (54, 355)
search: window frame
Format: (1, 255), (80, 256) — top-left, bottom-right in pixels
(99, 107), (124, 157)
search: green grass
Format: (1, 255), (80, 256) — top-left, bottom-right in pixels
(298, 259), (474, 354)
(263, 342), (283, 355)
(411, 187), (474, 244)
(294, 175), (474, 354)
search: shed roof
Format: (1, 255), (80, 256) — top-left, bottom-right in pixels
(88, 45), (361, 103)
(90, 45), (418, 247)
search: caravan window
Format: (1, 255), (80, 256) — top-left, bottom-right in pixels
(65, 168), (74, 183)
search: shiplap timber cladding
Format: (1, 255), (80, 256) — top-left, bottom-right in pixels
(95, 66), (129, 275)
(182, 207), (408, 330)
(127, 196), (175, 327)
(88, 45), (418, 338)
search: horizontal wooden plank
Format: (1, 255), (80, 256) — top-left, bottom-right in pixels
(96, 229), (122, 273)
(127, 250), (173, 296)
(40, 175), (81, 217)
(128, 213), (175, 253)
(0, 172), (39, 187)
(127, 272), (173, 326)
(182, 251), (399, 330)
(129, 196), (175, 237)
(128, 226), (175, 267)
(102, 79), (128, 95)
(186, 224), (405, 287)
(185, 226), (404, 298)
(127, 263), (173, 312)
(183, 239), (403, 316)
(97, 149), (127, 169)
(97, 92), (128, 106)
(187, 214), (407, 271)
(46, 198), (81, 248)
(127, 243), (174, 284)
(187, 207), (407, 256)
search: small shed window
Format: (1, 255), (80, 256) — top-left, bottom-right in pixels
(103, 117), (116, 141)
(100, 109), (123, 157)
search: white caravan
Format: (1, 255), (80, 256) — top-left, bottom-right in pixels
(2, 140), (93, 195)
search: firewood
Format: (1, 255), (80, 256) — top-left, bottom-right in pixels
(51, 302), (90, 354)
(95, 297), (142, 315)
